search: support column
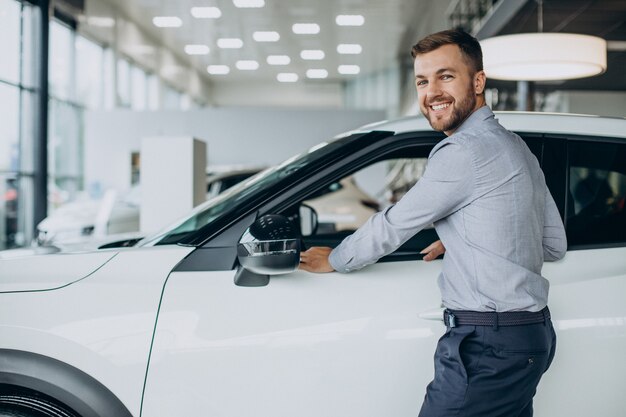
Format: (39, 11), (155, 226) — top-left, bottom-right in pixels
(33, 0), (50, 234)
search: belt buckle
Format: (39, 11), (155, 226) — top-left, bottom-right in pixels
(448, 312), (456, 328)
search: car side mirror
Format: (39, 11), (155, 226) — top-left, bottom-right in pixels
(235, 214), (301, 287)
(299, 204), (318, 237)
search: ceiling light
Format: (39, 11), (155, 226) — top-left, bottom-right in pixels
(338, 65), (360, 75)
(306, 69), (328, 79)
(481, 33), (607, 81)
(86, 16), (115, 27)
(292, 23), (320, 34)
(267, 55), (291, 65)
(207, 65), (230, 75)
(337, 44), (362, 54)
(236, 60), (260, 70)
(233, 0), (265, 8)
(277, 73), (298, 83)
(300, 50), (325, 60)
(335, 15), (364, 26)
(184, 44), (210, 55)
(217, 38), (244, 49)
(152, 16), (182, 28)
(190, 7), (222, 19)
(253, 31), (280, 42)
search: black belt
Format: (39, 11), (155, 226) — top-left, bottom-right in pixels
(444, 306), (550, 328)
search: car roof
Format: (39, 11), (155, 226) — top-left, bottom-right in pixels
(348, 111), (626, 139)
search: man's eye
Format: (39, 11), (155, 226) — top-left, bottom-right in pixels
(416, 80), (427, 86)
(442, 74), (453, 80)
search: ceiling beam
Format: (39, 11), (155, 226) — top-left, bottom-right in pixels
(473, 0), (529, 39)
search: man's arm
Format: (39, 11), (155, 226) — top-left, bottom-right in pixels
(543, 185), (567, 261)
(301, 141), (474, 273)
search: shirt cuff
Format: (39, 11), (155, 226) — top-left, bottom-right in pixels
(328, 247), (353, 273)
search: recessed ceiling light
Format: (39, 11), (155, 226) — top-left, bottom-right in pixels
(336, 15), (365, 26)
(292, 23), (320, 34)
(184, 44), (210, 55)
(217, 38), (244, 49)
(306, 69), (328, 79)
(253, 31), (280, 42)
(207, 65), (230, 75)
(233, 0), (265, 8)
(338, 65), (360, 75)
(337, 44), (362, 54)
(300, 50), (325, 60)
(267, 55), (291, 65)
(190, 7), (222, 19)
(236, 60), (260, 70)
(152, 16), (183, 28)
(277, 73), (298, 82)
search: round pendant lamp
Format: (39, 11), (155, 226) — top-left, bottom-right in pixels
(481, 32), (607, 81)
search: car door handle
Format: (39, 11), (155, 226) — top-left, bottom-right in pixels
(418, 308), (445, 321)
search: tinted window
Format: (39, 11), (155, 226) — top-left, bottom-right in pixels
(567, 140), (626, 247)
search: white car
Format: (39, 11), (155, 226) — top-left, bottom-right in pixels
(1, 112), (625, 417)
(33, 167), (264, 250)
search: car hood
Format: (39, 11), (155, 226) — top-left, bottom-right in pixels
(0, 251), (117, 293)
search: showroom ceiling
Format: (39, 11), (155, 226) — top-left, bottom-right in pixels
(96, 0), (449, 83)
(82, 0), (625, 90)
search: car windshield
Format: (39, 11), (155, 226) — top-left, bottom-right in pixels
(140, 133), (365, 246)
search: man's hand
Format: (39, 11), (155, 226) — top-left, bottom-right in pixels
(420, 240), (446, 262)
(299, 247), (335, 273)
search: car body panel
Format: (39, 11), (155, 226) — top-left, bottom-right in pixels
(0, 252), (117, 292)
(534, 247), (626, 417)
(0, 245), (193, 416)
(141, 260), (443, 417)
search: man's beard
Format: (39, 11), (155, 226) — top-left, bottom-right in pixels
(422, 85), (476, 133)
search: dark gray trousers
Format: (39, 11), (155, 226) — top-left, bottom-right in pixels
(418, 319), (556, 417)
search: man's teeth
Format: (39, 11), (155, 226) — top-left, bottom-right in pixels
(431, 103), (450, 110)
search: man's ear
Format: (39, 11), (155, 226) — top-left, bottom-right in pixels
(474, 70), (486, 95)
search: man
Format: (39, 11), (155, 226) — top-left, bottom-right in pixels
(300, 29), (567, 417)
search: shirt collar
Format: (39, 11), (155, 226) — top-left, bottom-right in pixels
(452, 105), (495, 136)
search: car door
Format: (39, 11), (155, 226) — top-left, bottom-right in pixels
(140, 137), (448, 417)
(532, 136), (626, 417)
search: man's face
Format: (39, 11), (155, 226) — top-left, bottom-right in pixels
(414, 44), (485, 135)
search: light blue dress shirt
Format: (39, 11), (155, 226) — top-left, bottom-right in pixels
(328, 106), (567, 312)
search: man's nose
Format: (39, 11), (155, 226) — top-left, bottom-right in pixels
(425, 80), (442, 99)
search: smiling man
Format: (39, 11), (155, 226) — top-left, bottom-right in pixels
(300, 29), (566, 416)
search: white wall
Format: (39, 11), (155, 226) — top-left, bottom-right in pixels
(84, 107), (385, 194)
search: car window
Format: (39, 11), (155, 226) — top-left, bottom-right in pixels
(566, 140), (626, 247)
(284, 144), (438, 262)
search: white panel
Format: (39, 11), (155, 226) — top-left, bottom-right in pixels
(140, 136), (207, 233)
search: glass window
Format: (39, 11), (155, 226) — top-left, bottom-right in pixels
(567, 141), (626, 247)
(117, 58), (131, 107)
(76, 35), (103, 109)
(49, 21), (74, 100)
(0, 83), (20, 171)
(147, 73), (160, 110)
(0, 0), (21, 84)
(48, 99), (83, 205)
(20, 2), (38, 88)
(131, 65), (147, 110)
(162, 84), (181, 110)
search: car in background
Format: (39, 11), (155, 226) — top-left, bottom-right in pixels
(1, 112), (625, 417)
(34, 166), (264, 249)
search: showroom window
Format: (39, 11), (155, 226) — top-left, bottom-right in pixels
(0, 0), (39, 249)
(566, 140), (626, 248)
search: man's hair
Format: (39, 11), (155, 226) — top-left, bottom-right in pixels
(411, 29), (483, 73)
